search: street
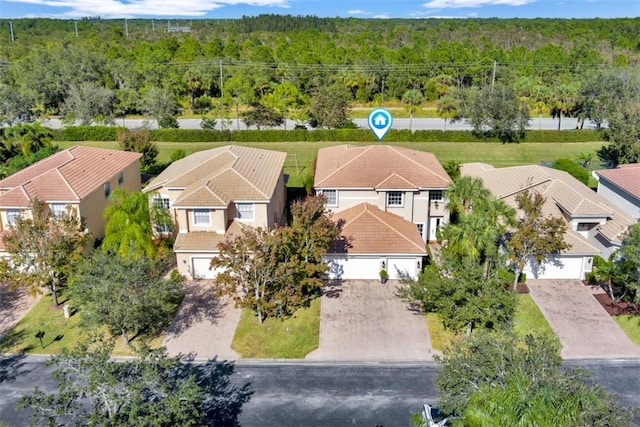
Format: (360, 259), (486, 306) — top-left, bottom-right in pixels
(42, 117), (595, 132)
(1, 356), (639, 427)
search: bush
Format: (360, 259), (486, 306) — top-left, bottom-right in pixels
(552, 158), (591, 185)
(51, 126), (124, 141)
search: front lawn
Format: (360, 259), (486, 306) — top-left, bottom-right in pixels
(614, 315), (640, 346)
(425, 293), (557, 352)
(231, 299), (320, 358)
(0, 288), (181, 355)
(56, 140), (606, 188)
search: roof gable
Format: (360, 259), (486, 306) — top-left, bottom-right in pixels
(595, 163), (640, 201)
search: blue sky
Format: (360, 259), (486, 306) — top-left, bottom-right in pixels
(0, 0), (638, 19)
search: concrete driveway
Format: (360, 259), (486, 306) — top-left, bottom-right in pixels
(306, 280), (434, 361)
(163, 280), (240, 361)
(527, 279), (640, 359)
(0, 283), (39, 339)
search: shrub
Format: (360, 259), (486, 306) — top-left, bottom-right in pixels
(552, 158), (590, 185)
(51, 126), (123, 141)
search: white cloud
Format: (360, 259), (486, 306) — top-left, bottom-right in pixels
(423, 0), (534, 9)
(373, 14), (390, 18)
(347, 9), (365, 14)
(5, 0), (290, 18)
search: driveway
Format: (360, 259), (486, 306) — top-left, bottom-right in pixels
(306, 280), (434, 361)
(0, 283), (39, 339)
(163, 281), (240, 361)
(527, 279), (640, 359)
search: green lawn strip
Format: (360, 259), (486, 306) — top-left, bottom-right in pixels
(231, 298), (320, 358)
(57, 140), (605, 188)
(425, 294), (557, 353)
(614, 315), (640, 346)
(0, 288), (182, 356)
(513, 293), (557, 341)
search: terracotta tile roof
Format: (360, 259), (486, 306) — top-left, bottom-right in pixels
(144, 145), (286, 206)
(314, 145), (451, 190)
(174, 220), (246, 252)
(0, 146), (142, 206)
(330, 203), (427, 255)
(595, 163), (640, 201)
(462, 163), (635, 245)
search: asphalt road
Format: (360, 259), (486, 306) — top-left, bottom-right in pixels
(1, 356), (639, 427)
(43, 116), (594, 131)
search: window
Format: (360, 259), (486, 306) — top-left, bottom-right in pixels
(320, 190), (337, 207)
(416, 223), (424, 236)
(429, 190), (444, 202)
(50, 203), (66, 218)
(103, 182), (111, 198)
(577, 223), (597, 232)
(387, 191), (403, 207)
(6, 209), (20, 226)
(236, 203), (254, 220)
(153, 196), (170, 210)
(118, 172), (124, 185)
(193, 209), (210, 225)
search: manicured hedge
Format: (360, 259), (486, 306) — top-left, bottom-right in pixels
(49, 126), (604, 144)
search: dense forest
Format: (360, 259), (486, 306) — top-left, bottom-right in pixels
(0, 15), (639, 157)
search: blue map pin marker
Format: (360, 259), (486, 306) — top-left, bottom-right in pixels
(368, 108), (393, 141)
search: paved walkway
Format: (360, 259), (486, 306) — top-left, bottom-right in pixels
(306, 280), (434, 361)
(527, 279), (640, 359)
(0, 283), (39, 339)
(163, 281), (240, 361)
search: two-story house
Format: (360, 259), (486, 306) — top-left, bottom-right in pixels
(143, 145), (287, 279)
(594, 163), (640, 222)
(315, 145), (451, 280)
(462, 163), (636, 279)
(0, 146), (142, 254)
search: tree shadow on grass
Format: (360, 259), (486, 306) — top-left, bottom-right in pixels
(0, 328), (33, 354)
(166, 281), (227, 335)
(176, 356), (253, 426)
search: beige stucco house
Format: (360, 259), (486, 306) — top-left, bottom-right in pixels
(462, 163), (636, 279)
(0, 146), (142, 253)
(143, 145), (287, 279)
(315, 145), (450, 280)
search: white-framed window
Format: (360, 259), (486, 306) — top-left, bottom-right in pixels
(429, 190), (444, 202)
(319, 189), (337, 207)
(153, 196), (170, 210)
(416, 223), (424, 237)
(104, 182), (111, 198)
(193, 209), (210, 226)
(153, 196), (171, 233)
(236, 203), (254, 220)
(387, 191), (403, 207)
(50, 203), (66, 218)
(118, 172), (124, 186)
(6, 209), (21, 226)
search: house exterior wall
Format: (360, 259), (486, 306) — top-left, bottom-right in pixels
(597, 180), (640, 221)
(524, 254), (592, 280)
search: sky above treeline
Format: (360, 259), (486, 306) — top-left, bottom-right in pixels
(0, 0), (638, 20)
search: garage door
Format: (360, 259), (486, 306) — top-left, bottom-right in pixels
(524, 255), (584, 280)
(324, 257), (380, 280)
(191, 257), (225, 280)
(387, 258), (417, 280)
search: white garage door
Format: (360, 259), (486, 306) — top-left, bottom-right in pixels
(191, 257), (224, 280)
(387, 258), (417, 280)
(524, 256), (584, 280)
(324, 257), (380, 280)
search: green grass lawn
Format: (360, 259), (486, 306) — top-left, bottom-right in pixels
(425, 293), (557, 352)
(231, 298), (320, 358)
(0, 288), (179, 355)
(614, 315), (640, 346)
(57, 140), (605, 188)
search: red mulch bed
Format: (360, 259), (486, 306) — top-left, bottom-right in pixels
(594, 293), (640, 316)
(516, 283), (529, 294)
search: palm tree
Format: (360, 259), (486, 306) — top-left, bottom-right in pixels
(593, 255), (619, 301)
(5, 122), (53, 156)
(436, 95), (458, 131)
(445, 176), (491, 222)
(402, 89), (423, 132)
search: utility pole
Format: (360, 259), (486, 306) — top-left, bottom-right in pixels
(74, 20), (78, 38)
(152, 19), (155, 31)
(9, 20), (15, 42)
(124, 18), (129, 38)
(491, 60), (497, 91)
(219, 60), (224, 98)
